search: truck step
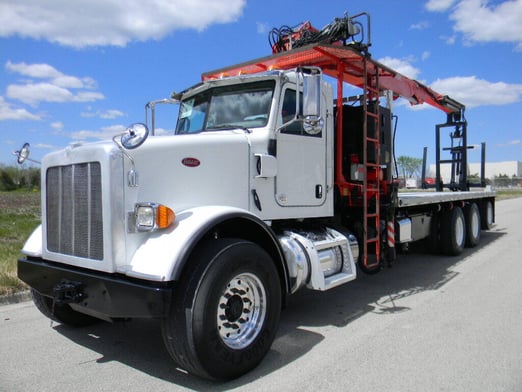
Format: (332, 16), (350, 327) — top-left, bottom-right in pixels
(279, 228), (357, 292)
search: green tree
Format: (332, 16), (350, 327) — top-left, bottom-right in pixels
(0, 170), (17, 191)
(396, 156), (423, 178)
(0, 165), (41, 191)
(27, 167), (41, 189)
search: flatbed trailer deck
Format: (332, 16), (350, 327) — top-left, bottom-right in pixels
(398, 190), (496, 208)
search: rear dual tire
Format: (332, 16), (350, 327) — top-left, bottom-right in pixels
(440, 206), (466, 256)
(464, 203), (481, 247)
(481, 200), (494, 230)
(439, 203), (482, 255)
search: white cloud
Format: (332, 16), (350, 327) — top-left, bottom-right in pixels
(431, 76), (522, 107)
(6, 61), (104, 106)
(80, 111), (97, 118)
(154, 127), (173, 136)
(7, 83), (70, 105)
(378, 57), (421, 79)
(443, 35), (457, 45)
(0, 0), (246, 48)
(71, 124), (127, 140)
(256, 22), (268, 34)
(450, 0), (522, 49)
(6, 61), (61, 79)
(34, 143), (58, 150)
(498, 139), (522, 147)
(389, 72), (522, 110)
(410, 21), (431, 30)
(426, 0), (457, 11)
(427, 0), (522, 49)
(7, 83), (104, 106)
(100, 110), (125, 119)
(81, 109), (125, 119)
(74, 91), (105, 102)
(0, 96), (41, 120)
(53, 75), (97, 89)
(421, 51), (431, 60)
(51, 121), (64, 131)
(70, 124), (172, 140)
(7, 61), (98, 89)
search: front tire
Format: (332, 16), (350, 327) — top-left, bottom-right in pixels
(162, 239), (282, 380)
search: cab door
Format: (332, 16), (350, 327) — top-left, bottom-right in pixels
(275, 86), (327, 207)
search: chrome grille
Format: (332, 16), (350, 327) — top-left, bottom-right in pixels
(46, 162), (104, 260)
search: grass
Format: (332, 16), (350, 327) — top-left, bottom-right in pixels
(495, 188), (522, 201)
(0, 191), (40, 296)
(0, 188), (520, 297)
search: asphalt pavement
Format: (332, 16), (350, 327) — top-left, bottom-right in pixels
(1, 198), (521, 391)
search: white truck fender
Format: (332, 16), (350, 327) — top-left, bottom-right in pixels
(21, 224), (43, 257)
(120, 205), (287, 285)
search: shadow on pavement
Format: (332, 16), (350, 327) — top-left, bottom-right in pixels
(54, 229), (505, 390)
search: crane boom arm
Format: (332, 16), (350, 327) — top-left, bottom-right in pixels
(202, 43), (464, 114)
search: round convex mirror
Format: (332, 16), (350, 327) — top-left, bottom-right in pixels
(121, 123), (149, 149)
(16, 143), (31, 164)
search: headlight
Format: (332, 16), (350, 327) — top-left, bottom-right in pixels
(134, 202), (175, 231)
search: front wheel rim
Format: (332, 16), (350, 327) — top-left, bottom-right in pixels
(217, 272), (267, 350)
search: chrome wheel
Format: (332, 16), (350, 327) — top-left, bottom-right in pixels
(454, 212), (465, 247)
(481, 200), (494, 230)
(217, 272), (267, 350)
(162, 239), (281, 380)
(441, 206), (466, 256)
(465, 203), (481, 247)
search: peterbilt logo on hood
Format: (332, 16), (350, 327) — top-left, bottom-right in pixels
(181, 157), (200, 167)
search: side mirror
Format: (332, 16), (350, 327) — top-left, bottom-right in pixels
(13, 142), (41, 164)
(297, 67), (323, 135)
(121, 123), (149, 149)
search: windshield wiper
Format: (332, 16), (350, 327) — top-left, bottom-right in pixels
(206, 124), (252, 133)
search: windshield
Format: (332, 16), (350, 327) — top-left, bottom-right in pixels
(175, 80), (275, 134)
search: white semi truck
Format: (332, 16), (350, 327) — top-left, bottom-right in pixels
(18, 13), (495, 380)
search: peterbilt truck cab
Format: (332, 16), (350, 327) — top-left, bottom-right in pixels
(18, 67), (358, 380)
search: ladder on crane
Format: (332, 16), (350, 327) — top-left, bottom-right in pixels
(361, 58), (381, 271)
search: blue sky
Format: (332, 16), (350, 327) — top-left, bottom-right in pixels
(1, 0), (521, 168)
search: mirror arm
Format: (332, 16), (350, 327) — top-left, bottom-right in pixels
(145, 98), (180, 136)
(295, 67), (303, 118)
(13, 143), (41, 165)
(112, 134), (138, 187)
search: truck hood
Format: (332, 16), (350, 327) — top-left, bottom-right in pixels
(124, 131), (251, 213)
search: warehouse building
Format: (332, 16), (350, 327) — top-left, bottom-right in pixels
(429, 161), (522, 183)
